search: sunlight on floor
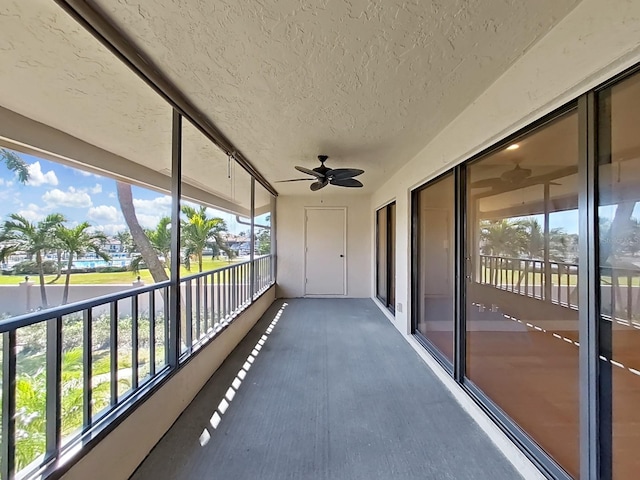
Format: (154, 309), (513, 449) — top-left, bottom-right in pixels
(198, 302), (288, 447)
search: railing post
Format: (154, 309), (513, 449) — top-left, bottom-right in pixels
(203, 275), (209, 332)
(544, 183), (553, 302)
(168, 109), (182, 367)
(186, 279), (193, 348)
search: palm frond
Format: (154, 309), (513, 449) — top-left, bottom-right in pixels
(1, 148), (30, 183)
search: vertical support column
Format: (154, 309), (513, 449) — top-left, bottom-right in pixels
(110, 301), (118, 406)
(410, 191), (419, 335)
(45, 316), (63, 460)
(2, 331), (16, 480)
(386, 204), (393, 309)
(250, 177), (256, 300)
(454, 164), (467, 383)
(149, 292), (156, 377)
(169, 109), (182, 367)
(579, 92), (604, 480)
(131, 296), (139, 390)
(82, 309), (93, 429)
(271, 195), (277, 284)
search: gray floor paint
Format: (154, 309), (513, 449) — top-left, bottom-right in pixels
(130, 298), (523, 479)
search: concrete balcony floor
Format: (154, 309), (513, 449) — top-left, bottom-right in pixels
(131, 298), (522, 480)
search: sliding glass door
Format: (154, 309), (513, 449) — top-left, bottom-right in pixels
(464, 110), (581, 477)
(413, 174), (455, 364)
(408, 63), (640, 479)
(597, 71), (640, 479)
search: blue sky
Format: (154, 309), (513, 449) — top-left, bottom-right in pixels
(0, 149), (252, 236)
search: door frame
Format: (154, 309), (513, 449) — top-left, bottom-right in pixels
(303, 206), (347, 296)
(375, 201), (396, 313)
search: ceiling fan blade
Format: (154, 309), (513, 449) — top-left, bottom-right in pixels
(310, 179), (329, 191)
(501, 164), (532, 183)
(275, 178), (315, 183)
(295, 166), (324, 178)
(328, 168), (364, 180)
(330, 178), (363, 188)
(519, 166), (578, 188)
(471, 178), (501, 188)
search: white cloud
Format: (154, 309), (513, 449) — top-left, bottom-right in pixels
(90, 183), (102, 194)
(93, 223), (127, 236)
(136, 213), (165, 229)
(87, 205), (122, 224)
(77, 170), (101, 178)
(108, 192), (116, 199)
(0, 178), (4, 186)
(5, 181), (13, 187)
(42, 187), (92, 208)
(17, 203), (47, 222)
(26, 162), (59, 186)
(133, 196), (172, 216)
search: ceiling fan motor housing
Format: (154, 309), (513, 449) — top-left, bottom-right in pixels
(282, 155), (365, 190)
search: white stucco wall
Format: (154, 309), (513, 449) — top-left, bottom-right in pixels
(370, 0), (640, 334)
(276, 194), (371, 298)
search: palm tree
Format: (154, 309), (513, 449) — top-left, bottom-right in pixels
(181, 206), (230, 272)
(520, 218), (568, 261)
(1, 147), (29, 183)
(115, 230), (135, 254)
(479, 218), (527, 258)
(129, 216), (172, 273)
(116, 181), (168, 283)
(56, 222), (110, 304)
(0, 213), (65, 308)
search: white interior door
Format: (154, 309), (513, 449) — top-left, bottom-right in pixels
(305, 207), (346, 295)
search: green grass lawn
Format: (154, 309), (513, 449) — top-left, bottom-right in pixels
(481, 267), (640, 287)
(0, 258), (241, 285)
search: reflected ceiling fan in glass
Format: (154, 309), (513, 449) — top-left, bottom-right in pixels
(470, 162), (575, 191)
(276, 155), (364, 191)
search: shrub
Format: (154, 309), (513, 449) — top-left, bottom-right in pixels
(95, 266), (129, 273)
(14, 260), (58, 275)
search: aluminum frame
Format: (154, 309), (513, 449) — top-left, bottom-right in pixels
(54, 1), (277, 198)
(410, 169), (457, 372)
(375, 201), (396, 313)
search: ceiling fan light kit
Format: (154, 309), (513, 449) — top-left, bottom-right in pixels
(277, 155), (364, 191)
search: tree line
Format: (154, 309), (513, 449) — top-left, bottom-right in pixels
(0, 149), (264, 310)
(479, 218), (575, 262)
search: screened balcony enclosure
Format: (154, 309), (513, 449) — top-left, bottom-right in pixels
(1, 1), (640, 480)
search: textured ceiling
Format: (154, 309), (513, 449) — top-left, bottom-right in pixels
(0, 0), (253, 209)
(91, 0), (580, 194)
(0, 1), (172, 180)
(0, 0), (580, 197)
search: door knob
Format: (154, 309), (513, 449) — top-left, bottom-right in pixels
(340, 254), (344, 257)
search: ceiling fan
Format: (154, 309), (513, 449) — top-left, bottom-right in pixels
(471, 162), (576, 192)
(471, 163), (533, 189)
(276, 155), (364, 191)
